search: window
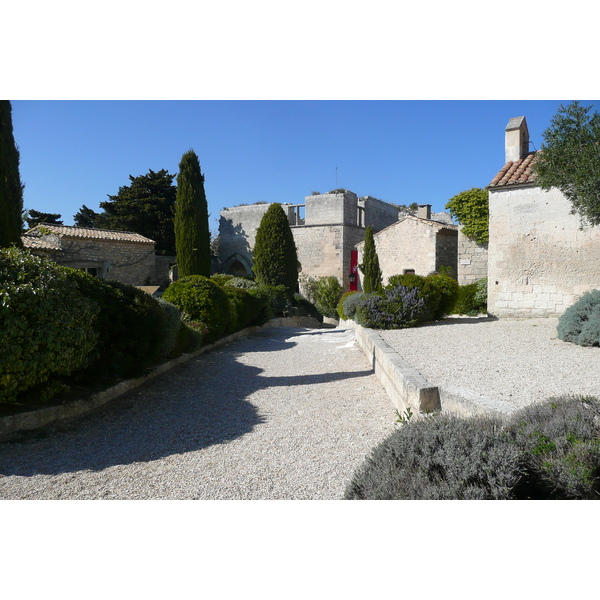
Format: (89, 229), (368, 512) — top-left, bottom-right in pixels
(403, 269), (415, 275)
(80, 267), (99, 277)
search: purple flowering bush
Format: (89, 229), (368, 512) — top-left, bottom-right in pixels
(355, 285), (428, 329)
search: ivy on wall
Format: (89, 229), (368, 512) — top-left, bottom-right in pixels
(445, 187), (489, 244)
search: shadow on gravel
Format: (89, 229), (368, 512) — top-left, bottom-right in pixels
(0, 327), (373, 479)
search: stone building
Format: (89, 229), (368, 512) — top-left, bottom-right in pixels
(487, 116), (600, 318)
(355, 204), (458, 287)
(217, 191), (399, 291)
(22, 223), (168, 287)
(457, 227), (488, 285)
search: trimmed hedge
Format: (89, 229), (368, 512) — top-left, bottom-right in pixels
(355, 286), (428, 330)
(0, 249), (99, 402)
(337, 291), (358, 320)
(345, 395), (600, 500)
(163, 275), (233, 343)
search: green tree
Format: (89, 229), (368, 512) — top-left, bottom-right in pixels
(79, 169), (177, 254)
(445, 187), (489, 244)
(253, 203), (299, 295)
(174, 150), (210, 277)
(533, 101), (600, 226)
(73, 204), (100, 228)
(24, 209), (63, 230)
(359, 226), (383, 293)
(0, 101), (24, 248)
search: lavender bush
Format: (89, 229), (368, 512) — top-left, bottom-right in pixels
(355, 285), (428, 329)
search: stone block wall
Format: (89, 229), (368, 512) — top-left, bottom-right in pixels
(362, 196), (400, 231)
(487, 185), (600, 317)
(55, 238), (156, 285)
(457, 229), (488, 285)
(304, 192), (358, 226)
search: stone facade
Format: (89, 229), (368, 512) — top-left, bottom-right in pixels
(217, 192), (399, 292)
(23, 224), (160, 287)
(355, 208), (458, 287)
(487, 116), (600, 318)
(457, 228), (488, 285)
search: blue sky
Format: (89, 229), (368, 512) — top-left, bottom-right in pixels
(11, 99), (584, 233)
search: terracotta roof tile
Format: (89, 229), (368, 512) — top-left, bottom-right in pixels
(25, 224), (155, 244)
(21, 234), (61, 250)
(488, 151), (538, 188)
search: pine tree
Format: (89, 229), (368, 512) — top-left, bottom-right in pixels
(24, 209), (63, 230)
(0, 101), (24, 248)
(253, 203), (298, 295)
(174, 150), (210, 277)
(360, 226), (383, 293)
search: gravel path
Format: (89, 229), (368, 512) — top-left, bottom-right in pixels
(0, 327), (396, 500)
(380, 317), (600, 413)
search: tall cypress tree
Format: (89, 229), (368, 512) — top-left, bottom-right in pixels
(360, 226), (382, 293)
(253, 203), (298, 295)
(174, 149), (210, 277)
(0, 101), (24, 248)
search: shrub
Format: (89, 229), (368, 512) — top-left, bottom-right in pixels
(252, 284), (294, 318)
(301, 275), (343, 319)
(342, 292), (365, 320)
(224, 277), (258, 290)
(66, 272), (169, 379)
(386, 274), (441, 322)
(360, 226), (383, 293)
(355, 286), (428, 329)
(293, 293), (323, 322)
(425, 273), (459, 319)
(162, 275), (233, 343)
(337, 291), (358, 320)
(504, 396), (600, 499)
(345, 414), (523, 500)
(451, 280), (487, 316)
(246, 286), (274, 325)
(156, 298), (185, 359)
(0, 249), (99, 402)
(210, 273), (234, 286)
(557, 289), (600, 347)
(221, 286), (263, 332)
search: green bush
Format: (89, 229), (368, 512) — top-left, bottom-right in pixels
(345, 414), (523, 499)
(386, 274), (441, 322)
(425, 273), (459, 319)
(210, 273), (234, 286)
(337, 291), (358, 320)
(451, 280), (487, 316)
(66, 271), (169, 379)
(224, 277), (258, 290)
(504, 396), (600, 499)
(345, 395), (600, 500)
(156, 298), (185, 358)
(557, 289), (600, 347)
(342, 292), (365, 320)
(252, 284), (294, 318)
(0, 249), (99, 402)
(222, 286), (262, 332)
(293, 293), (323, 322)
(162, 275), (233, 343)
(354, 286), (429, 329)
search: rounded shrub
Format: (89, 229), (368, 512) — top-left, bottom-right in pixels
(0, 249), (99, 402)
(224, 277), (258, 290)
(345, 414), (523, 500)
(451, 281), (487, 316)
(313, 276), (343, 319)
(557, 289), (600, 347)
(425, 273), (459, 319)
(355, 286), (428, 329)
(162, 275), (233, 343)
(342, 292), (365, 321)
(293, 293), (323, 322)
(386, 274), (441, 322)
(337, 291), (358, 320)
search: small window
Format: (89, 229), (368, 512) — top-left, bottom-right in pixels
(403, 269), (415, 275)
(80, 267), (99, 277)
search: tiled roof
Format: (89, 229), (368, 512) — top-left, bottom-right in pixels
(21, 234), (61, 250)
(25, 223), (155, 244)
(488, 151), (538, 188)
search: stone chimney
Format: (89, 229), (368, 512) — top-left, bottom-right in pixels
(505, 116), (530, 162)
(417, 204), (431, 220)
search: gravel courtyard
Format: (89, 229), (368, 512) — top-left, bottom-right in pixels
(0, 327), (396, 500)
(380, 317), (600, 412)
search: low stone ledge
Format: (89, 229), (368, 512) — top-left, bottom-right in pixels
(0, 317), (323, 441)
(340, 319), (441, 415)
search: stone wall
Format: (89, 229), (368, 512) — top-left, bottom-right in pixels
(457, 229), (488, 285)
(361, 196), (399, 231)
(53, 238), (157, 285)
(435, 228), (459, 274)
(487, 185), (600, 317)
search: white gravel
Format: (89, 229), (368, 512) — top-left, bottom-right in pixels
(379, 317), (600, 412)
(0, 327), (396, 500)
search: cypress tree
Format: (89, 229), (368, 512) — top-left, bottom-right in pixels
(174, 149), (210, 277)
(360, 225), (383, 293)
(253, 203), (298, 295)
(0, 101), (24, 248)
